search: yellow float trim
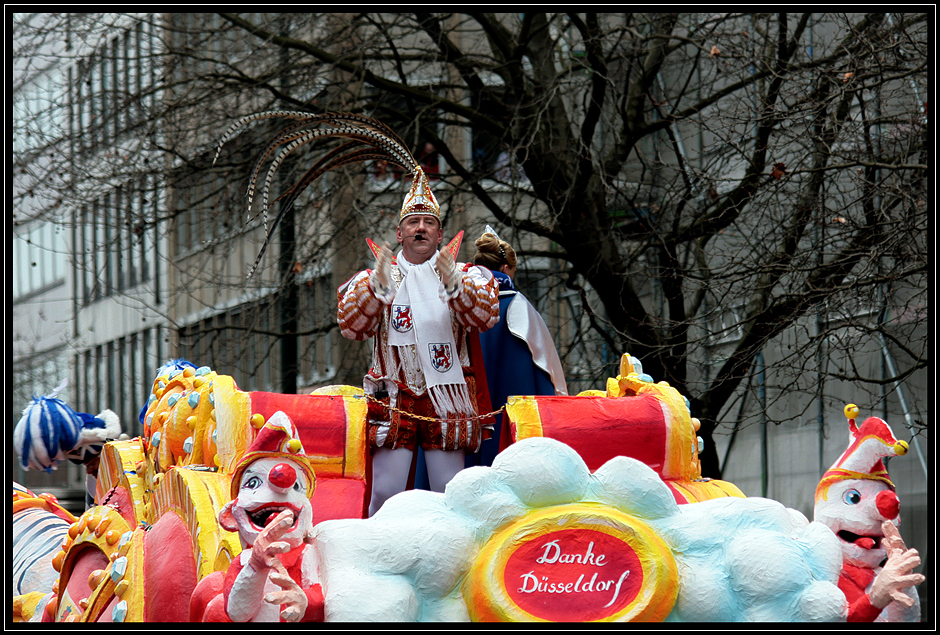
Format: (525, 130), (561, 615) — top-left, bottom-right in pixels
(341, 394), (368, 481)
(12, 591), (49, 622)
(12, 496), (76, 523)
(211, 374), (254, 476)
(505, 396), (543, 440)
(82, 527), (146, 623)
(150, 467), (240, 579)
(669, 479), (745, 502)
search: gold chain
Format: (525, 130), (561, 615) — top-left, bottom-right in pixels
(363, 393), (505, 423)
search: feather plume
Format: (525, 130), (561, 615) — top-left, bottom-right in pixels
(212, 111), (423, 280)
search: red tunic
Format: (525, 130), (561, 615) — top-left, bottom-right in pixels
(839, 563), (882, 622)
(200, 544), (324, 622)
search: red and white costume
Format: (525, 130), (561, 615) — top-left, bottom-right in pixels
(338, 253), (499, 451)
(194, 412), (325, 622)
(220, 544), (323, 622)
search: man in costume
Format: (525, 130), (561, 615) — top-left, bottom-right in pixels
(338, 169), (499, 515)
(211, 111), (499, 515)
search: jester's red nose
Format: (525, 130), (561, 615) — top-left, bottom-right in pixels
(876, 489), (900, 520)
(269, 462), (298, 490)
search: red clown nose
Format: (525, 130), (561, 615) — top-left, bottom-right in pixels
(876, 489), (900, 520)
(269, 462), (298, 490)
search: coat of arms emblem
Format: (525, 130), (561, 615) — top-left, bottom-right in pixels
(391, 305), (413, 332)
(429, 343), (454, 372)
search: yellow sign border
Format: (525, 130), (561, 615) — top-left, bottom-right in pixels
(465, 503), (678, 622)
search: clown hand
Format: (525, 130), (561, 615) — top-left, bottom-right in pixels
(372, 243), (393, 297)
(264, 559), (308, 622)
(869, 521), (925, 609)
(436, 247), (460, 294)
(247, 510), (294, 572)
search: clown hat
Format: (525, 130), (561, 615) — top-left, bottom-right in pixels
(230, 411), (316, 499)
(814, 406), (906, 504)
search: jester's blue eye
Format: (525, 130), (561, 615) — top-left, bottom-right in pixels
(843, 489), (862, 505)
(243, 476), (262, 490)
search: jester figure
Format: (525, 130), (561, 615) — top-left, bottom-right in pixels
(197, 412), (323, 622)
(814, 405), (925, 622)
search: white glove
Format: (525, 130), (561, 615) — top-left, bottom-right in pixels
(436, 248), (460, 294)
(372, 243), (393, 296)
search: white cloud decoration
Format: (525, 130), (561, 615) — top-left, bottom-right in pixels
(313, 437), (846, 622)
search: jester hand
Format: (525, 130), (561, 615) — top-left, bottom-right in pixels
(869, 521), (925, 609)
(436, 247), (459, 294)
(264, 559), (308, 622)
(372, 243), (393, 297)
(247, 510), (294, 572)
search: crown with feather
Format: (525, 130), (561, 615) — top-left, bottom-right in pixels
(213, 111), (442, 280)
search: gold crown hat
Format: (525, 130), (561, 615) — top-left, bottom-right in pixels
(399, 166), (440, 222)
(213, 111), (434, 280)
(230, 411), (316, 500)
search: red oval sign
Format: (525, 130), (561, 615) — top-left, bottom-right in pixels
(503, 528), (643, 622)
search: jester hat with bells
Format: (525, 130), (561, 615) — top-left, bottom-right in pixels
(230, 411), (316, 500)
(814, 405), (909, 505)
(212, 111), (441, 280)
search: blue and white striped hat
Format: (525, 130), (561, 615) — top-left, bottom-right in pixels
(14, 392), (84, 472)
(14, 381), (122, 472)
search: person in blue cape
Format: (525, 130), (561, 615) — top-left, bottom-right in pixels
(464, 227), (567, 467)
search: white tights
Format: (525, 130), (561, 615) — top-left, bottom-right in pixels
(369, 447), (465, 516)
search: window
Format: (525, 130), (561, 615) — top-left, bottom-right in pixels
(172, 166), (245, 257)
(72, 18), (158, 152)
(297, 275), (336, 387)
(94, 194), (104, 298)
(75, 325), (165, 439)
(365, 87), (443, 187)
(705, 301), (746, 346)
(14, 68), (65, 158)
(177, 275), (339, 394)
(79, 174), (159, 306)
(12, 221), (66, 300)
(178, 300), (282, 393)
(470, 90), (523, 182)
(100, 48), (110, 144)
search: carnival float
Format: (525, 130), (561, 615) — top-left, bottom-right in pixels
(11, 110), (923, 623)
(11, 353), (923, 623)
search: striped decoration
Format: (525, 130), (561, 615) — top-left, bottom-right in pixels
(12, 506), (71, 596)
(14, 395), (84, 472)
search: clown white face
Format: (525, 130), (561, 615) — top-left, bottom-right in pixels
(221, 456), (314, 549)
(814, 478), (901, 569)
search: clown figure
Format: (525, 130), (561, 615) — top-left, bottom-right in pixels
(211, 411), (324, 622)
(814, 405), (925, 622)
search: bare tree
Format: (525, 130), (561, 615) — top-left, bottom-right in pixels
(13, 13), (928, 478)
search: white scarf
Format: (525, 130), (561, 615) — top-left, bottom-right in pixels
(388, 251), (474, 420)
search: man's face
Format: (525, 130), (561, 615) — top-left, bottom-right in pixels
(397, 214), (442, 264)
